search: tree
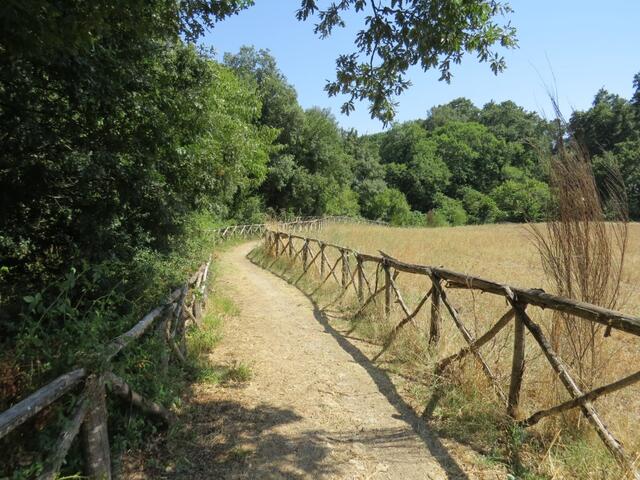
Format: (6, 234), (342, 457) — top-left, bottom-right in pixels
(225, 50), (360, 217)
(593, 141), (640, 219)
(432, 194), (468, 226)
(343, 130), (386, 187)
(224, 46), (305, 146)
(479, 100), (553, 173)
(632, 72), (640, 119)
(461, 187), (502, 224)
(431, 121), (509, 193)
(296, 0), (517, 123)
(569, 89), (638, 157)
(424, 98), (480, 130)
(0, 2), (273, 304)
(368, 188), (413, 224)
(379, 121), (428, 165)
(357, 178), (389, 218)
(326, 187), (361, 216)
(292, 108), (354, 181)
(491, 178), (550, 222)
(385, 139), (451, 211)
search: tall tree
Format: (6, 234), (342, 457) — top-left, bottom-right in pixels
(424, 97), (481, 129)
(0, 1), (271, 300)
(569, 89), (638, 157)
(224, 46), (305, 146)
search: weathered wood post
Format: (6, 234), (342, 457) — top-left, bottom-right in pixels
(288, 234), (294, 257)
(508, 302), (527, 418)
(320, 243), (326, 278)
(429, 275), (442, 346)
(274, 233), (281, 257)
(266, 231), (274, 256)
(82, 376), (111, 479)
(302, 239), (309, 270)
(341, 250), (349, 289)
(356, 255), (365, 302)
(192, 269), (204, 324)
(384, 262), (392, 318)
(156, 309), (171, 376)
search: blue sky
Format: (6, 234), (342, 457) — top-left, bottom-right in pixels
(204, 1), (640, 134)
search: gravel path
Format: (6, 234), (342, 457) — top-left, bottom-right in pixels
(182, 241), (477, 480)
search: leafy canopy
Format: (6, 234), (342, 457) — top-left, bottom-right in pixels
(296, 0), (517, 123)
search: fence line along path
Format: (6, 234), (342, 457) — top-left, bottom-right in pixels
(264, 229), (640, 479)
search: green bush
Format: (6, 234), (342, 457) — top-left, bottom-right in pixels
(432, 194), (468, 226)
(368, 188), (413, 225)
(425, 210), (449, 227)
(325, 187), (361, 216)
(490, 178), (550, 222)
(461, 187), (502, 224)
(0, 212), (225, 477)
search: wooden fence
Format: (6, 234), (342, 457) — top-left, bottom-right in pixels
(264, 229), (640, 478)
(210, 216), (388, 242)
(0, 256), (212, 479)
(210, 217), (324, 241)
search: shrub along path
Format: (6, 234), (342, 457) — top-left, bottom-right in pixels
(126, 242), (503, 479)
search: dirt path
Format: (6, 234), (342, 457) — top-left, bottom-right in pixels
(145, 242), (494, 479)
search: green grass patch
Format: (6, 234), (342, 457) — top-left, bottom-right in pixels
(196, 362), (253, 385)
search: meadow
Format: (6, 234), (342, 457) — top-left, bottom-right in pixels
(266, 222), (640, 479)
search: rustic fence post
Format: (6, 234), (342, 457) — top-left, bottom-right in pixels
(266, 231), (273, 255)
(288, 234), (293, 257)
(341, 250), (349, 289)
(82, 376), (111, 480)
(429, 276), (442, 346)
(193, 269), (204, 324)
(320, 243), (326, 278)
(508, 302), (527, 418)
(274, 233), (281, 257)
(156, 308), (171, 376)
(384, 262), (392, 318)
(302, 239), (309, 270)
(356, 255), (364, 302)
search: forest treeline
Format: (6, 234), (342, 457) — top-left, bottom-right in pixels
(231, 46), (640, 227)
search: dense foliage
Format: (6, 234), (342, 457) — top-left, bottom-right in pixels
(220, 48), (549, 226)
(569, 77), (640, 218)
(0, 1), (270, 475)
(296, 0), (517, 123)
(222, 51), (640, 228)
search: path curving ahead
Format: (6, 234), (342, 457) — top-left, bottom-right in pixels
(147, 242), (495, 480)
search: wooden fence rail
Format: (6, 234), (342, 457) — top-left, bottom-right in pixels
(0, 256), (213, 480)
(210, 216), (389, 242)
(263, 229), (640, 479)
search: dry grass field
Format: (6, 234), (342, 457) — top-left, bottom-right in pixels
(311, 222), (640, 315)
(267, 221), (640, 479)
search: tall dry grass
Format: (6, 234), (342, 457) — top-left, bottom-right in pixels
(530, 120), (629, 395)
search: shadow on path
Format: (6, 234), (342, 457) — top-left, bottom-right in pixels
(248, 251), (470, 480)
